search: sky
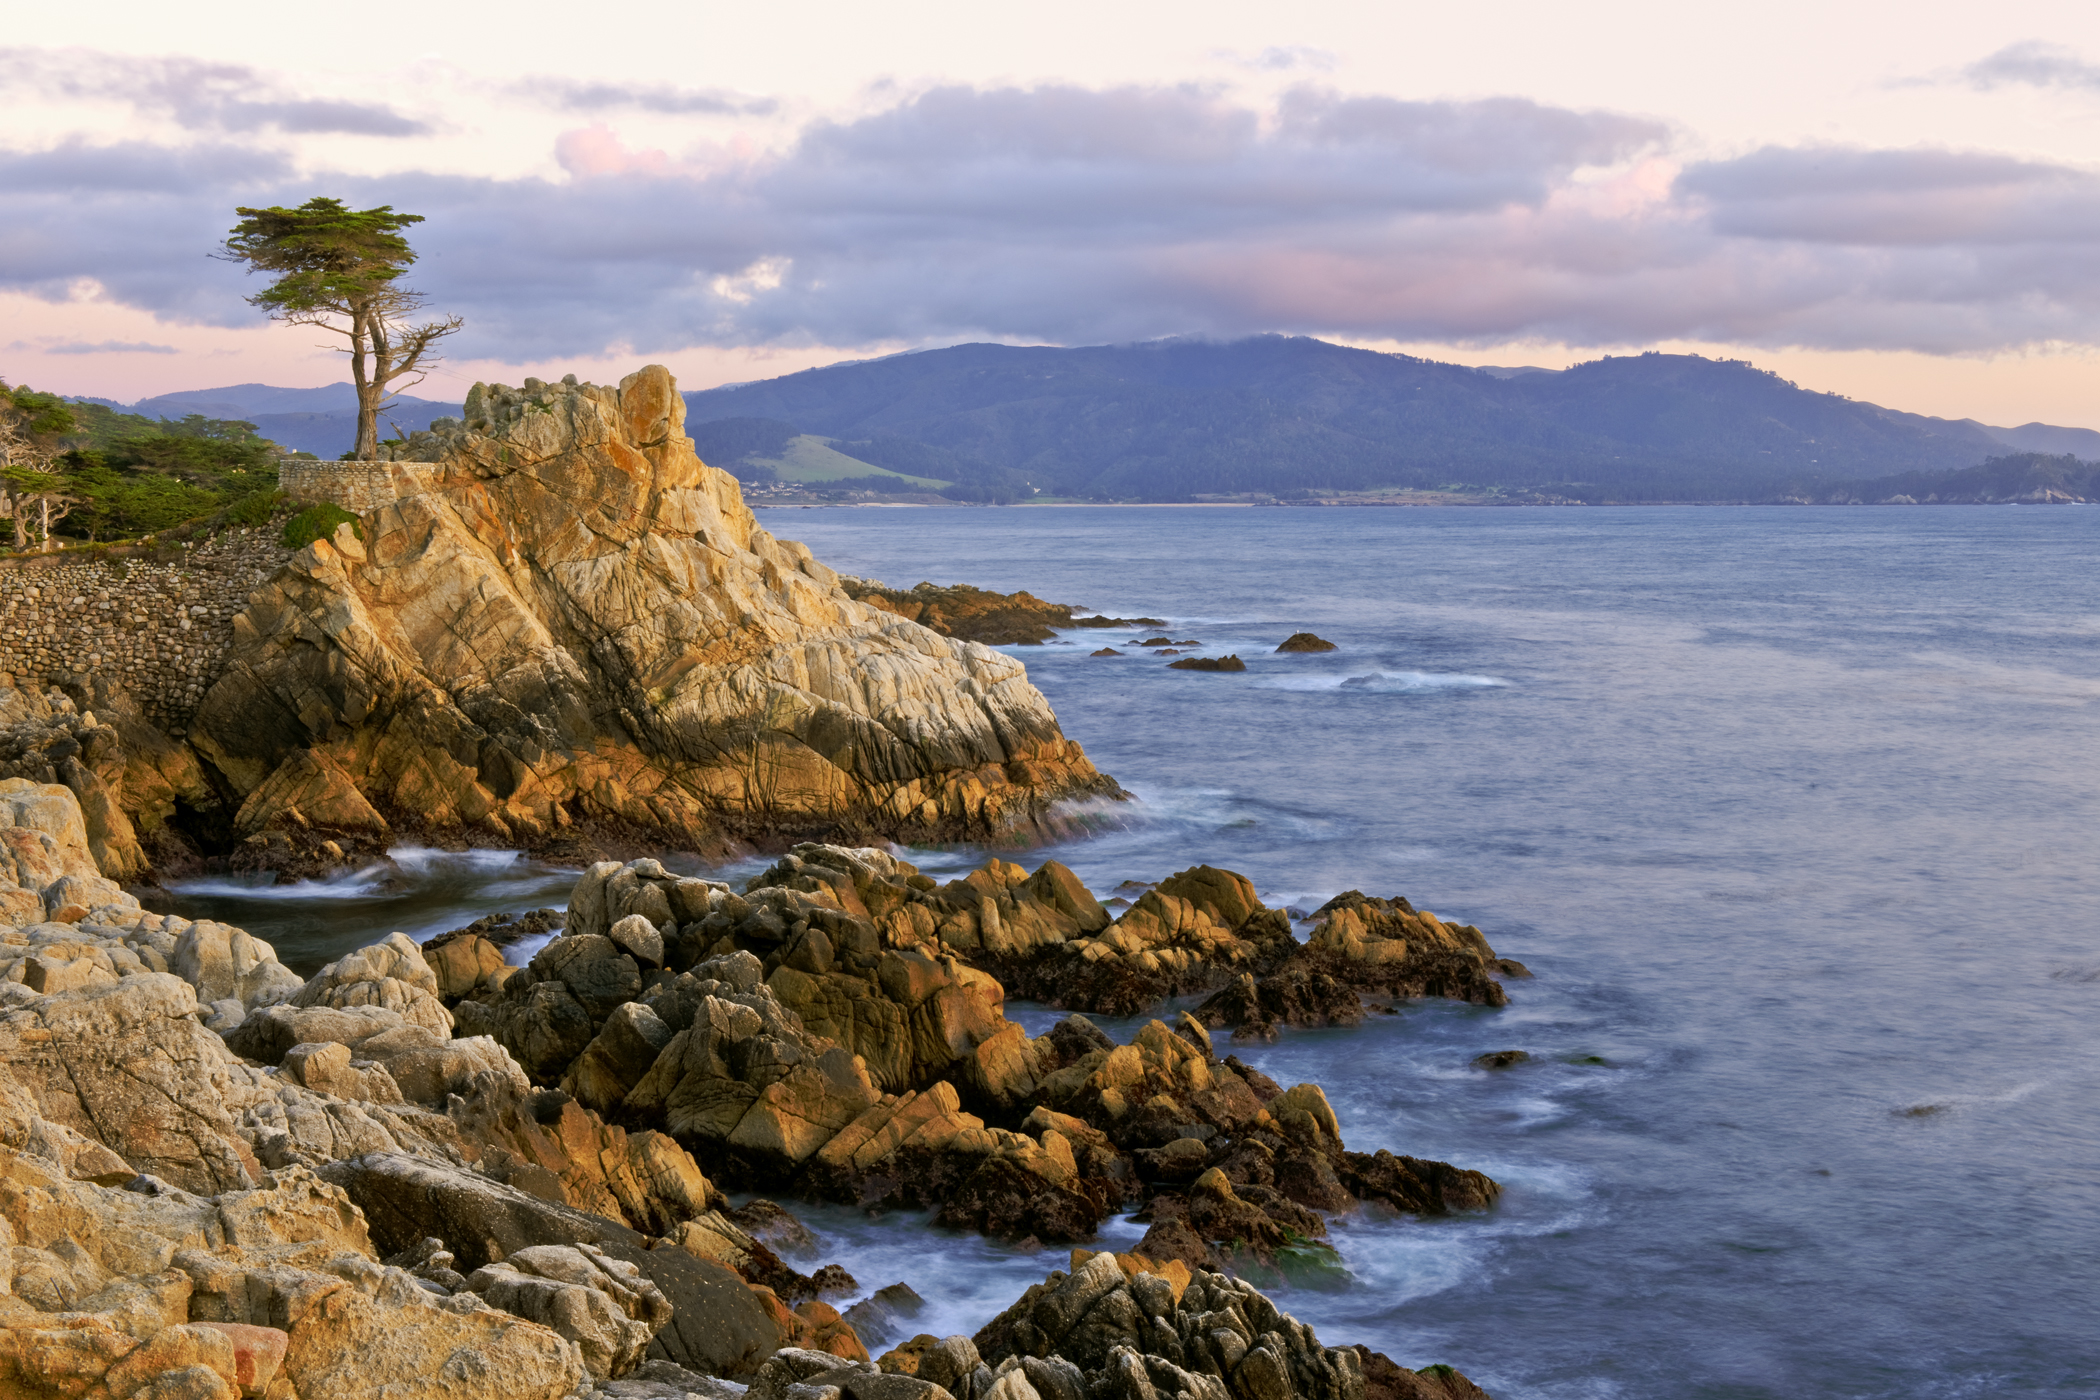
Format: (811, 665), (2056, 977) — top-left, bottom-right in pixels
(4, 0), (2100, 428)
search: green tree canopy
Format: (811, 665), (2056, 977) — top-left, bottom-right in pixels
(221, 197), (424, 313)
(219, 197), (461, 459)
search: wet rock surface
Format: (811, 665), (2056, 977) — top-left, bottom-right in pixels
(437, 847), (1507, 1281)
(958, 1249), (1495, 1400)
(0, 783), (1515, 1396)
(837, 579), (1161, 647)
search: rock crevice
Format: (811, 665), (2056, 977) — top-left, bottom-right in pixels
(172, 366), (1114, 867)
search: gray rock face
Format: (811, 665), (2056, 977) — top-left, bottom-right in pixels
(319, 1151), (647, 1274)
(600, 1358), (753, 1399)
(0, 971), (260, 1193)
(290, 930), (453, 1036)
(591, 1238), (785, 1381)
(173, 918), (303, 1012)
(228, 998), (530, 1107)
(611, 912), (669, 968)
(466, 1241), (672, 1379)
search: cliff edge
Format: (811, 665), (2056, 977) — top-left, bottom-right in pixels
(184, 366), (1115, 866)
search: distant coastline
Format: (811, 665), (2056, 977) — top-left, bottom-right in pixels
(754, 496), (2098, 510)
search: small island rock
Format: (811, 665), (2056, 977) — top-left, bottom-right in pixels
(1473, 1050), (1531, 1070)
(1277, 632), (1338, 652)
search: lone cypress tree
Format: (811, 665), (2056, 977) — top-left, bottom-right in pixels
(220, 197), (462, 459)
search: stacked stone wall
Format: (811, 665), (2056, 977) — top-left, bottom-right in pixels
(0, 530), (292, 732)
(281, 460), (436, 512)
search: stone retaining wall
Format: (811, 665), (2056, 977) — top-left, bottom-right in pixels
(0, 530), (292, 731)
(281, 460), (437, 513)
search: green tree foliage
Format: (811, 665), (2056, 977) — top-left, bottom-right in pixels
(219, 197), (461, 459)
(1840, 453), (2100, 504)
(684, 418), (793, 483)
(0, 381), (85, 547)
(0, 384), (293, 545)
(281, 502), (362, 550)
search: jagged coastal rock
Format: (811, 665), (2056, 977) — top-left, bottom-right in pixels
(157, 367), (1114, 869)
(0, 364), (1518, 1393)
(0, 781), (1507, 1397)
(837, 578), (1164, 647)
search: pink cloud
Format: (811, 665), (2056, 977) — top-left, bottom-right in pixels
(553, 124), (675, 179)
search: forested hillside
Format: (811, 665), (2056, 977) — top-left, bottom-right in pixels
(1, 382), (285, 546)
(1838, 453), (2100, 505)
(683, 337), (2044, 501)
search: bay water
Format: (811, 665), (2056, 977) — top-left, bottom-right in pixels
(170, 505), (2100, 1399)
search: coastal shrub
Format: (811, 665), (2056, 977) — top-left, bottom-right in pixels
(282, 502), (362, 550)
(224, 488), (285, 527)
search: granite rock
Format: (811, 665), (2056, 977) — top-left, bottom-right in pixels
(185, 367), (1116, 863)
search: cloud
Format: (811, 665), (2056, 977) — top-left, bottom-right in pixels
(3, 79), (2099, 360)
(1677, 145), (2100, 245)
(519, 77), (779, 117)
(0, 138), (290, 194)
(1213, 46), (1338, 73)
(1962, 41), (2100, 93)
(0, 47), (430, 136)
(14, 340), (181, 355)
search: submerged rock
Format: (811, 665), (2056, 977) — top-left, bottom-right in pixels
(1166, 656), (1246, 673)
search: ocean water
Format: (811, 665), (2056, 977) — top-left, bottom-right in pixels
(169, 505), (2100, 1399)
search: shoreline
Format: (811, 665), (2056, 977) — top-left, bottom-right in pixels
(753, 498), (2097, 510)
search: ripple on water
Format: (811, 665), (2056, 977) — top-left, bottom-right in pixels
(154, 847), (582, 976)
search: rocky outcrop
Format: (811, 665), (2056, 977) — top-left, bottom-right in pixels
(0, 780), (1522, 1395)
(1274, 634), (1336, 653)
(173, 367), (1113, 870)
(958, 1248), (1502, 1400)
(837, 579), (1162, 646)
(464, 1242), (672, 1379)
(0, 676), (219, 882)
(969, 865), (1296, 1017)
(0, 776), (140, 926)
(1197, 893), (1509, 1041)
(0, 797), (857, 1397)
(435, 849), (1504, 1282)
(0, 1075), (602, 1399)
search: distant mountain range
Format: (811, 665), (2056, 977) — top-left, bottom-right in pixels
(72, 382), (464, 458)
(75, 339), (2099, 499)
(684, 337), (2100, 502)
